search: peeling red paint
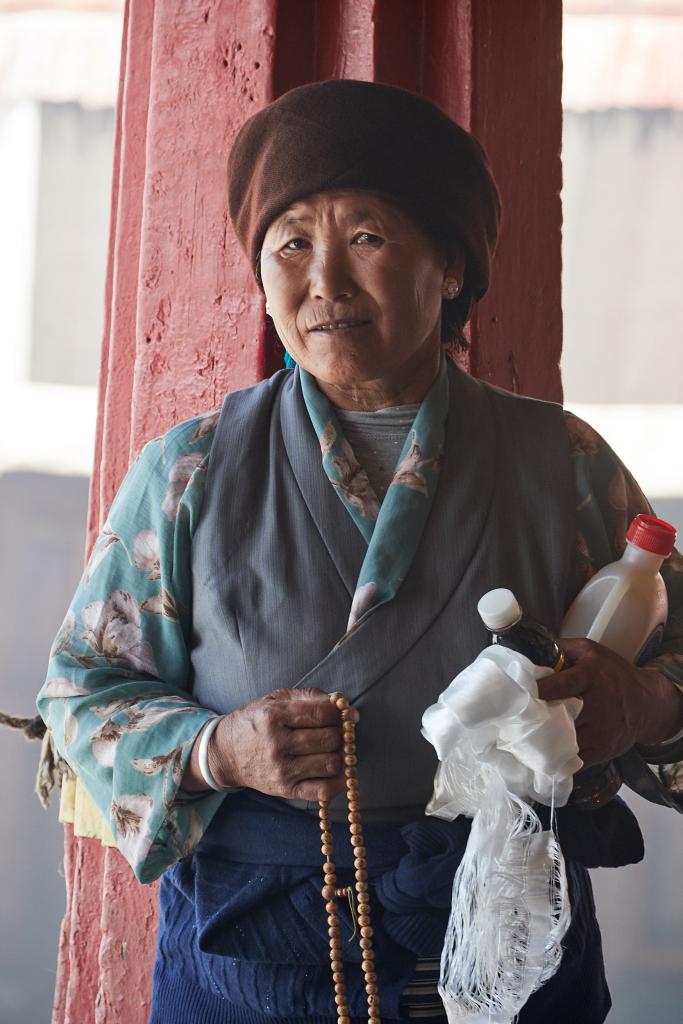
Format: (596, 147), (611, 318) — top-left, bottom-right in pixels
(54, 2), (563, 1020)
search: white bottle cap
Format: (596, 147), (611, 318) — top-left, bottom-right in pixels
(477, 588), (522, 631)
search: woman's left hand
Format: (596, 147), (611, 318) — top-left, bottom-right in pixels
(537, 638), (683, 767)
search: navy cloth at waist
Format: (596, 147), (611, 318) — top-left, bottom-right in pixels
(152, 790), (642, 1022)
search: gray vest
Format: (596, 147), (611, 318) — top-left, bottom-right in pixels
(190, 360), (574, 822)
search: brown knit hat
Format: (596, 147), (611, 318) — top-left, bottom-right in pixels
(227, 79), (501, 325)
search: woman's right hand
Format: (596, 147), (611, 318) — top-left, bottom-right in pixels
(184, 688), (350, 802)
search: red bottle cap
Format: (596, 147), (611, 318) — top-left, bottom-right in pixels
(626, 514), (676, 557)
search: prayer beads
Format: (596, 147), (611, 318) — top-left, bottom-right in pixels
(319, 693), (381, 1023)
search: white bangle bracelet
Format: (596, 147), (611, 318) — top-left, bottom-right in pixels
(197, 716), (225, 792)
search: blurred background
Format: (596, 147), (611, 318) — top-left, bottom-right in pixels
(0, 1), (680, 1021)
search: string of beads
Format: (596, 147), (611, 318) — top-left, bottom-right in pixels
(319, 692), (380, 1023)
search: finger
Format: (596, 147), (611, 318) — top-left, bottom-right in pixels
(285, 726), (342, 757)
(284, 698), (359, 729)
(294, 690), (360, 723)
(289, 751), (343, 782)
(574, 717), (613, 764)
(575, 746), (603, 769)
(270, 696), (344, 729)
(290, 774), (346, 803)
(537, 667), (591, 702)
(558, 637), (602, 664)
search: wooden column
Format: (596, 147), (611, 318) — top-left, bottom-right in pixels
(53, 2), (563, 1020)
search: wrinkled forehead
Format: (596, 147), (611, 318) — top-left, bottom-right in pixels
(264, 188), (423, 241)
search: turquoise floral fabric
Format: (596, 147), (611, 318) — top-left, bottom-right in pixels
(300, 355), (449, 633)
(37, 411), (225, 882)
(37, 381), (683, 884)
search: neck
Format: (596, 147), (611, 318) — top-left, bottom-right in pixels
(314, 344), (441, 411)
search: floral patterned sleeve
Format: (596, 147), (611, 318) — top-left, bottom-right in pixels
(566, 412), (683, 799)
(36, 410), (226, 883)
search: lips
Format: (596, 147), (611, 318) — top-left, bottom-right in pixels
(310, 319), (371, 332)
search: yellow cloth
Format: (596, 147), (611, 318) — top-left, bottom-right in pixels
(59, 774), (116, 846)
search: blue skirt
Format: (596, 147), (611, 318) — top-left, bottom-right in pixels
(149, 791), (641, 1023)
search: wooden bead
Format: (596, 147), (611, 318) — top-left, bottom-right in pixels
(319, 692), (380, 1021)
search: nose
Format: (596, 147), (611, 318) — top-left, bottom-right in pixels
(308, 243), (355, 302)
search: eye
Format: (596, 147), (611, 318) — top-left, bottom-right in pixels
(281, 237), (309, 253)
(353, 231), (383, 245)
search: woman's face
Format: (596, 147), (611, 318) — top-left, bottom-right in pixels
(259, 189), (462, 398)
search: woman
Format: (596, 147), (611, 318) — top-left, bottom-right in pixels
(37, 80), (683, 1024)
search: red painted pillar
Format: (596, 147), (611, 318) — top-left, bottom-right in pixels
(53, 3), (563, 1020)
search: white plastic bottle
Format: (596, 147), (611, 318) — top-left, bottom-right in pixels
(560, 514), (676, 664)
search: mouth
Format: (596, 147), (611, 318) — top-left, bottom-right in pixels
(310, 319), (372, 333)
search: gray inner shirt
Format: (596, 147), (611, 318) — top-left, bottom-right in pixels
(335, 403), (421, 501)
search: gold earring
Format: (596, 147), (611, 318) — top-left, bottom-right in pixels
(442, 278), (460, 299)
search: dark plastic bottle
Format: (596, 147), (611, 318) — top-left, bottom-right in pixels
(477, 588), (566, 671)
(477, 587), (620, 810)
